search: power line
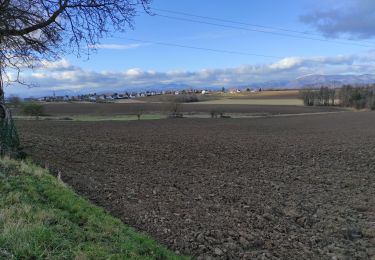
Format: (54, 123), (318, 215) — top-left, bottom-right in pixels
(152, 8), (318, 36)
(142, 11), (373, 48)
(151, 7), (375, 46)
(112, 36), (283, 58)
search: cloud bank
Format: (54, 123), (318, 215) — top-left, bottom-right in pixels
(301, 0), (375, 39)
(5, 53), (374, 97)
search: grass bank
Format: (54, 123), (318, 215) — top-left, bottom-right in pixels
(0, 158), (185, 259)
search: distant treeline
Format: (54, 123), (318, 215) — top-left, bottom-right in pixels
(300, 85), (375, 110)
(339, 85), (375, 109)
(300, 87), (336, 106)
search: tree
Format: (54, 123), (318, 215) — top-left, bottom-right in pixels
(0, 0), (150, 156)
(328, 88), (336, 106)
(165, 97), (183, 118)
(319, 86), (330, 106)
(299, 89), (315, 106)
(300, 87), (336, 107)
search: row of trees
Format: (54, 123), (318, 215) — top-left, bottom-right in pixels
(300, 85), (375, 110)
(339, 85), (375, 110)
(299, 87), (336, 106)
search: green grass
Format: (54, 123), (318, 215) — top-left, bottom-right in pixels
(0, 158), (186, 259)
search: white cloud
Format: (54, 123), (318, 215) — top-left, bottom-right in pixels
(270, 57), (304, 70)
(31, 72), (46, 79)
(126, 68), (144, 77)
(40, 59), (73, 70)
(270, 55), (356, 70)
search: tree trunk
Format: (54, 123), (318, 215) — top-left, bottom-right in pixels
(0, 70), (20, 158)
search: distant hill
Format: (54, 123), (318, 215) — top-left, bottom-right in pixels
(249, 74), (375, 89)
(290, 74), (375, 88)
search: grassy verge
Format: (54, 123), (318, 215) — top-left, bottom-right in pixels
(0, 158), (186, 259)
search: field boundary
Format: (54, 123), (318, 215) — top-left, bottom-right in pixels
(0, 158), (186, 259)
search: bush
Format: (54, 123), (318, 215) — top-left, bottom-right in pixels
(175, 94), (199, 103)
(210, 111), (218, 118)
(22, 102), (45, 117)
(6, 95), (22, 108)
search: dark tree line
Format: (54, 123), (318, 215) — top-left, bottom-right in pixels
(300, 85), (375, 110)
(299, 87), (336, 106)
(339, 85), (375, 110)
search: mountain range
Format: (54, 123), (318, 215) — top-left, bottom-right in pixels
(249, 74), (375, 89)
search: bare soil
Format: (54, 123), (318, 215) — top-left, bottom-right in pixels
(220, 90), (300, 99)
(41, 102), (345, 117)
(17, 112), (375, 259)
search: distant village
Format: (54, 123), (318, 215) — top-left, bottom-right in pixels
(23, 87), (262, 102)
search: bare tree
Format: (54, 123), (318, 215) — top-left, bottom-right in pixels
(164, 96), (183, 118)
(299, 89), (315, 106)
(0, 0), (150, 156)
(328, 88), (336, 106)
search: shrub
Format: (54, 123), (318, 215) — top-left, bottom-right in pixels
(6, 96), (22, 108)
(210, 111), (217, 118)
(22, 102), (45, 117)
(175, 94), (199, 103)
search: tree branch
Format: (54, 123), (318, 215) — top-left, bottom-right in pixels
(0, 0), (68, 37)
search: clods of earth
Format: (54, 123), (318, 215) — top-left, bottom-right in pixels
(17, 111), (375, 259)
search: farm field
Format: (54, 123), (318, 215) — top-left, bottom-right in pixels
(134, 90), (301, 102)
(16, 111), (375, 259)
(41, 102), (345, 118)
(195, 98), (303, 105)
(210, 90), (301, 99)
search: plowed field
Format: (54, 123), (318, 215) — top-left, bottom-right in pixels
(17, 112), (375, 259)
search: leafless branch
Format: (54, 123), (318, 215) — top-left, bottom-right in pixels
(0, 0), (151, 89)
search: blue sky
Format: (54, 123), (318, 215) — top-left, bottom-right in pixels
(77, 0), (367, 71)
(7, 0), (375, 96)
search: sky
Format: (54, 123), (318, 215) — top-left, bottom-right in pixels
(6, 0), (375, 97)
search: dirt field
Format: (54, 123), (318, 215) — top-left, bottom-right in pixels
(135, 90), (301, 103)
(195, 99), (302, 106)
(17, 112), (375, 259)
(41, 102), (344, 117)
(218, 90), (300, 99)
